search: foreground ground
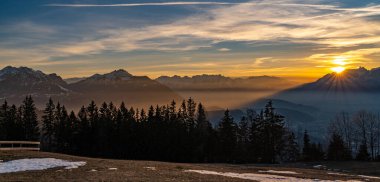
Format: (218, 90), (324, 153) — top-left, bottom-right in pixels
(0, 151), (380, 181)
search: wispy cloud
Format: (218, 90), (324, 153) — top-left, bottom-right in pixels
(3, 0), (380, 77)
(218, 48), (231, 52)
(52, 0), (380, 54)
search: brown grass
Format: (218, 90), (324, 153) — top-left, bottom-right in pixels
(0, 151), (379, 182)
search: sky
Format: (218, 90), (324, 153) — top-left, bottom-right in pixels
(1, 0), (380, 81)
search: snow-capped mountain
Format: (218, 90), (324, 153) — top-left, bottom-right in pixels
(64, 77), (87, 84)
(86, 69), (133, 82)
(0, 66), (70, 96)
(68, 69), (182, 109)
(0, 66), (182, 109)
(69, 69), (158, 89)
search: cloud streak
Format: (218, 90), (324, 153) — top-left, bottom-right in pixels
(46, 2), (241, 7)
(3, 0), (380, 77)
(53, 0), (380, 53)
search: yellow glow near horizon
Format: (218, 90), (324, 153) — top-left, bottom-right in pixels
(332, 56), (349, 66)
(330, 56), (349, 74)
(331, 66), (346, 73)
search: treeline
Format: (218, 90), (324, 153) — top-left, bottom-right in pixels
(0, 96), (300, 163)
(2, 96), (378, 163)
(0, 96), (39, 141)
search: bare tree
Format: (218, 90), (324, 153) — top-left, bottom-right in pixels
(367, 112), (377, 160)
(329, 111), (380, 160)
(329, 112), (353, 152)
(352, 111), (378, 160)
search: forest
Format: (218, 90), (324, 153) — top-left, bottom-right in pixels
(0, 96), (378, 163)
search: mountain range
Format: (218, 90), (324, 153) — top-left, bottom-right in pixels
(155, 74), (299, 109)
(0, 66), (181, 109)
(2, 66), (380, 141)
(272, 67), (380, 112)
(156, 74), (297, 91)
(240, 67), (380, 141)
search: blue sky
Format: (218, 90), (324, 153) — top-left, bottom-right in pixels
(1, 0), (380, 80)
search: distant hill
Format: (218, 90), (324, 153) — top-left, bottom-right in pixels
(68, 69), (182, 109)
(274, 67), (380, 112)
(243, 67), (380, 141)
(156, 74), (299, 109)
(0, 66), (182, 110)
(209, 99), (318, 128)
(156, 74), (297, 91)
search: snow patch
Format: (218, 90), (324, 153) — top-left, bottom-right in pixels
(57, 85), (70, 92)
(327, 172), (349, 176)
(144, 167), (156, 171)
(89, 169), (97, 172)
(313, 165), (327, 169)
(185, 169), (361, 182)
(358, 175), (380, 179)
(108, 168), (118, 170)
(0, 158), (86, 174)
(258, 170), (299, 174)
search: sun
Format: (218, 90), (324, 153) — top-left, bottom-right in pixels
(331, 66), (346, 74)
(330, 56), (349, 74)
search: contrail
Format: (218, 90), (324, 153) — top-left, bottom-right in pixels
(45, 1), (380, 16)
(46, 2), (241, 7)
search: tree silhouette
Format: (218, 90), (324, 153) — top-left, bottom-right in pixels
(0, 97), (308, 164)
(356, 142), (370, 161)
(327, 132), (351, 161)
(20, 96), (39, 141)
(217, 109), (237, 162)
(41, 98), (55, 151)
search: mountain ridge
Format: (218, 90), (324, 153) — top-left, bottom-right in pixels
(0, 66), (181, 109)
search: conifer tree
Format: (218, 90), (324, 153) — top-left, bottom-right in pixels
(41, 98), (55, 151)
(77, 106), (90, 155)
(55, 105), (69, 152)
(68, 111), (80, 154)
(356, 142), (370, 161)
(16, 106), (23, 140)
(186, 98), (196, 131)
(327, 132), (351, 161)
(236, 115), (251, 162)
(0, 101), (9, 140)
(20, 96), (39, 141)
(280, 131), (300, 162)
(6, 105), (20, 140)
(261, 101), (285, 163)
(98, 102), (112, 156)
(218, 109), (237, 162)
(302, 130), (311, 161)
(194, 103), (213, 162)
(87, 101), (98, 155)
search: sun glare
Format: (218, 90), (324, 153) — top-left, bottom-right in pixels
(330, 56), (349, 74)
(331, 66), (345, 73)
(332, 56), (348, 66)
